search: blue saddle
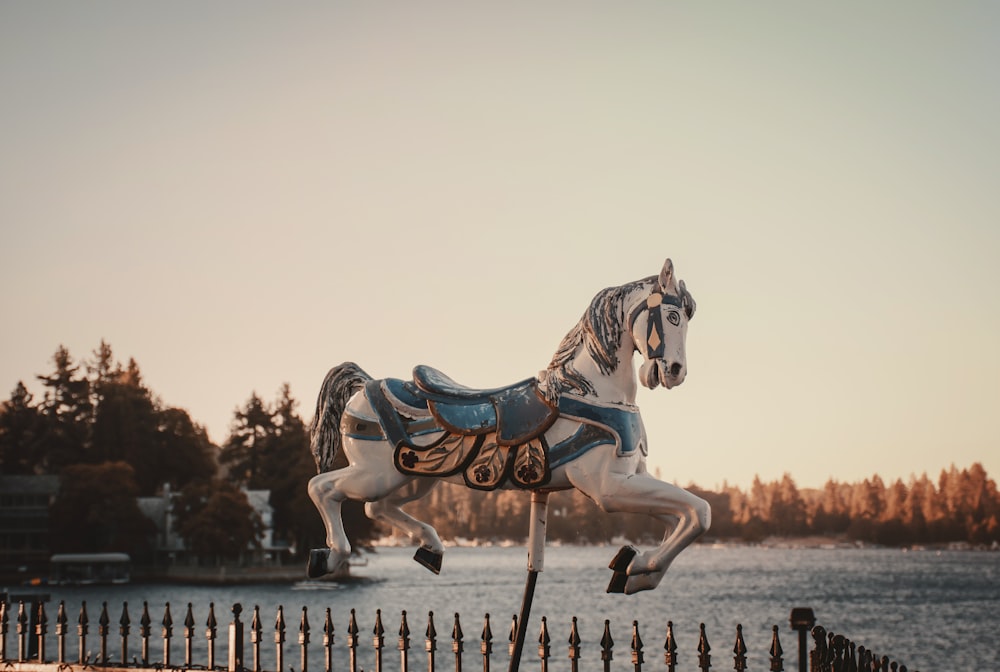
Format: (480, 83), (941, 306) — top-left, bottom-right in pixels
(410, 365), (558, 446)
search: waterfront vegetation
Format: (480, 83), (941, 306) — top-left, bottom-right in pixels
(1, 342), (997, 568)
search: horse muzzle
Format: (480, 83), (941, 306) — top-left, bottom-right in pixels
(640, 359), (686, 390)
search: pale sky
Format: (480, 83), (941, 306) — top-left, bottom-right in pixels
(2, 2), (998, 491)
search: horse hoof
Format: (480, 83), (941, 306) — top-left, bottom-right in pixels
(307, 549), (330, 578)
(606, 545), (637, 593)
(608, 545), (638, 572)
(413, 546), (443, 574)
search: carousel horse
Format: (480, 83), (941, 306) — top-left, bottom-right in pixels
(306, 258), (711, 595)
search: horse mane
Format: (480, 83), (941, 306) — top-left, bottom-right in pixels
(541, 276), (655, 400)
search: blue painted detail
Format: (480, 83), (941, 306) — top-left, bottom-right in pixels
(556, 395), (644, 458)
(383, 378), (428, 410)
(548, 423), (617, 468)
(431, 401), (497, 435)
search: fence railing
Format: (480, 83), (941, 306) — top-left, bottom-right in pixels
(0, 599), (917, 672)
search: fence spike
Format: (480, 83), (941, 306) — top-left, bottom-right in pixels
(347, 609), (359, 672)
(664, 621), (678, 672)
(568, 616), (581, 672)
(250, 605), (262, 672)
(810, 626), (826, 671)
(697, 623), (711, 672)
(373, 609), (385, 672)
(732, 624), (747, 672)
(452, 612), (464, 671)
(630, 620), (644, 671)
(0, 599), (8, 662)
(119, 601), (130, 665)
(321, 608), (334, 672)
(98, 601), (110, 665)
(769, 625), (783, 672)
(600, 619), (613, 672)
(538, 616), (551, 665)
(299, 607), (310, 672)
(77, 601), (89, 665)
(275, 605), (286, 672)
(508, 615), (518, 658)
(425, 611), (437, 671)
(480, 612), (492, 670)
(16, 601), (27, 662)
(399, 610), (410, 672)
(55, 601), (68, 664)
(34, 600), (47, 663)
(162, 602), (173, 667)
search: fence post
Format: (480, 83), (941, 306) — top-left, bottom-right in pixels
(162, 603), (173, 668)
(98, 601), (110, 665)
(664, 621), (677, 672)
(425, 611), (437, 672)
(56, 601), (68, 664)
(697, 623), (711, 672)
(733, 624), (747, 672)
(600, 620), (613, 672)
(119, 602), (130, 665)
(207, 603), (218, 670)
(17, 601), (27, 661)
(275, 605), (286, 672)
(77, 601), (88, 664)
(229, 603), (244, 672)
(537, 616), (549, 672)
(769, 625), (784, 672)
(789, 608), (815, 672)
(373, 609), (385, 672)
(451, 613), (464, 672)
(630, 620), (643, 672)
(480, 613), (491, 672)
(567, 617), (581, 672)
(36, 600), (48, 663)
(300, 606), (310, 672)
(347, 609), (359, 672)
(323, 608), (335, 672)
(184, 603), (195, 668)
(0, 599), (7, 661)
(809, 626), (825, 672)
(251, 605), (263, 672)
(139, 602), (151, 666)
(399, 611), (411, 672)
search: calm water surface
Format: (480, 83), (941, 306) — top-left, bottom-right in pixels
(25, 545), (1000, 671)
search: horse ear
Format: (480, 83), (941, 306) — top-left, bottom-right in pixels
(680, 279), (696, 319)
(657, 259), (675, 293)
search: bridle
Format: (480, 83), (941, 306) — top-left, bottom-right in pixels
(627, 290), (691, 360)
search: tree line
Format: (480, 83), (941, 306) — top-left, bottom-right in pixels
(1, 343), (997, 565)
(0, 342), (370, 564)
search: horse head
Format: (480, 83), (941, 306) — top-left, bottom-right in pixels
(630, 259), (696, 390)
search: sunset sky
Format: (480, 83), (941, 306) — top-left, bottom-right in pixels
(2, 1), (998, 491)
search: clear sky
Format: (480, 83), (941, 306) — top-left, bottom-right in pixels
(2, 2), (998, 490)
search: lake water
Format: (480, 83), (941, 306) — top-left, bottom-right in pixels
(14, 545), (999, 671)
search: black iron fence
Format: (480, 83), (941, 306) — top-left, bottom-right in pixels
(0, 599), (917, 672)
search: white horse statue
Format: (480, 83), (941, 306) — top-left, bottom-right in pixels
(307, 258), (710, 594)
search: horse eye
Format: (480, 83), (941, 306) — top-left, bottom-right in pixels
(667, 310), (680, 326)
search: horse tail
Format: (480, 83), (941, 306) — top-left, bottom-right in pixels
(309, 362), (372, 473)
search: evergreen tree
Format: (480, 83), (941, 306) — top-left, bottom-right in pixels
(36, 345), (93, 471)
(0, 381), (44, 474)
(220, 393), (274, 487)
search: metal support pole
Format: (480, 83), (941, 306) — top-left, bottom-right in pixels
(507, 491), (548, 672)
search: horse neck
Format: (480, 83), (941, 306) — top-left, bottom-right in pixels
(570, 341), (639, 405)
(569, 280), (652, 406)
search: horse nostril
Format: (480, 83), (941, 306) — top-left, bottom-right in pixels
(669, 362), (683, 377)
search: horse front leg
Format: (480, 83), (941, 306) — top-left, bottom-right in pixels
(364, 478), (446, 574)
(567, 454), (711, 595)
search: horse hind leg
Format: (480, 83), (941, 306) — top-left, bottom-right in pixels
(365, 478), (445, 574)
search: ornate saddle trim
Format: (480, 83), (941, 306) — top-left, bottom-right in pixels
(556, 395), (645, 458)
(363, 378), (552, 491)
